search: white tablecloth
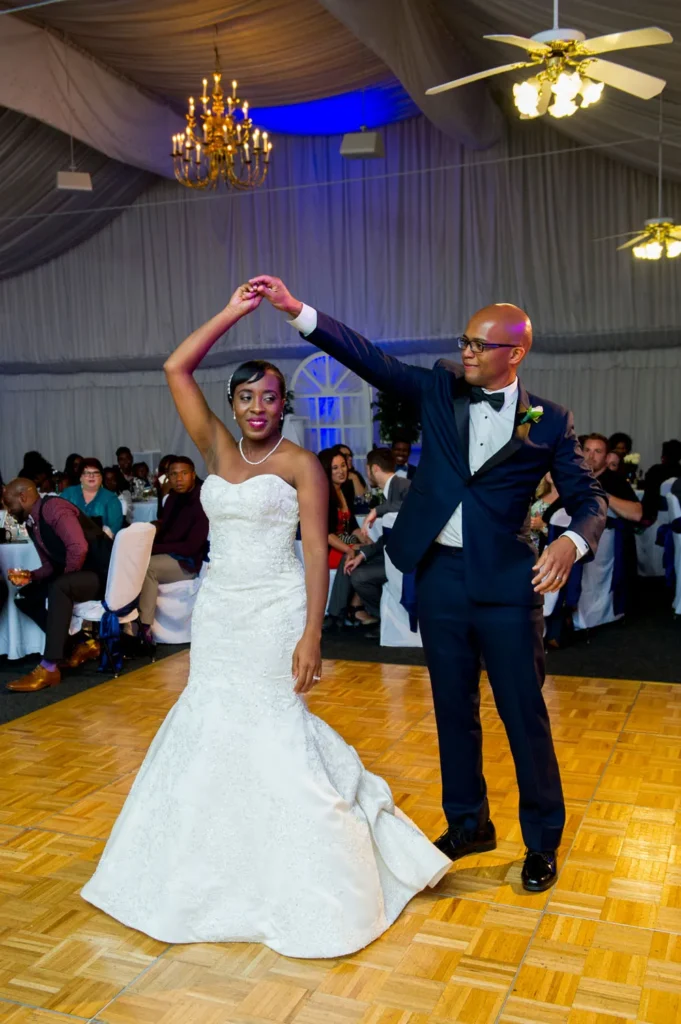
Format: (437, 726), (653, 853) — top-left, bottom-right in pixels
(0, 541), (45, 660)
(131, 500), (158, 523)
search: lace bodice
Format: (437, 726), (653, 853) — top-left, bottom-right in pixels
(200, 473), (301, 578)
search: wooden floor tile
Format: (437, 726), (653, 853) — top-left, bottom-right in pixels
(1, 655), (681, 1022)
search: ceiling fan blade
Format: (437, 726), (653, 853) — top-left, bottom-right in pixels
(537, 80), (552, 115)
(594, 229), (646, 242)
(426, 61), (531, 95)
(483, 34), (550, 54)
(584, 59), (666, 100)
(582, 27), (673, 56)
(617, 232), (651, 251)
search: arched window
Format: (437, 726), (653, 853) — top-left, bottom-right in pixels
(290, 352), (372, 467)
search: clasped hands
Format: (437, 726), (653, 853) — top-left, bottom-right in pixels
(227, 276), (302, 320)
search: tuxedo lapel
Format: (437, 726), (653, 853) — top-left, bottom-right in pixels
(451, 379), (471, 474)
(473, 382), (532, 480)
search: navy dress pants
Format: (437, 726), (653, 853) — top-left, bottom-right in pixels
(417, 545), (565, 852)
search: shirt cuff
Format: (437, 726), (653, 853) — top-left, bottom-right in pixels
(563, 530), (589, 560)
(287, 303), (317, 337)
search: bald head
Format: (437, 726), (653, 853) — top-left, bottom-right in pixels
(466, 303), (532, 350)
(461, 303), (532, 390)
(4, 478), (39, 521)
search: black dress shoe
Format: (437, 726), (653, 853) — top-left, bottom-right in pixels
(433, 820), (497, 862)
(521, 849), (558, 892)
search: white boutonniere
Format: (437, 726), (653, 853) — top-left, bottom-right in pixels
(520, 405), (543, 425)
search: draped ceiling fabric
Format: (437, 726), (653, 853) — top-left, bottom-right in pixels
(0, 107), (154, 280)
(0, 115), (680, 375)
(1, 0), (680, 273)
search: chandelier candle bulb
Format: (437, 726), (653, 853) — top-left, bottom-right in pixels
(253, 129), (260, 150)
(266, 141), (272, 162)
(242, 101), (249, 118)
(232, 79), (237, 99)
(243, 141), (250, 163)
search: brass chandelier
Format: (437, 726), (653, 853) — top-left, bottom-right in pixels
(172, 44), (272, 191)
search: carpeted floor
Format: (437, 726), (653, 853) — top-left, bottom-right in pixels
(321, 579), (681, 683)
(0, 640), (188, 726)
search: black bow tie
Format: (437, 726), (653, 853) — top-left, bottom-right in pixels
(469, 386), (505, 412)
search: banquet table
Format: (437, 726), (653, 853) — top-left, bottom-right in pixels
(131, 500), (158, 523)
(0, 540), (45, 660)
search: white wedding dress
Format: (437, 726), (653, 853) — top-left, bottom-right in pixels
(81, 473), (450, 958)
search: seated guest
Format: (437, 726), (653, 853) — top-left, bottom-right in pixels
(133, 461), (151, 487)
(337, 444), (367, 499)
(116, 446), (135, 486)
(606, 451), (621, 474)
(608, 432), (633, 461)
(103, 466), (133, 524)
(584, 435), (642, 521)
(3, 478), (113, 692)
(328, 449), (412, 631)
(530, 472), (559, 554)
(19, 451), (55, 494)
(641, 439), (681, 522)
(52, 472), (69, 494)
(390, 432), (418, 479)
(608, 432), (634, 479)
(154, 454), (176, 516)
(63, 453), (83, 487)
(137, 457), (209, 648)
(317, 448), (369, 569)
(362, 447), (411, 530)
(62, 458), (124, 535)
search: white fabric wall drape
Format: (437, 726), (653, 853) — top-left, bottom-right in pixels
(1, 348), (678, 478)
(1, 116), (681, 373)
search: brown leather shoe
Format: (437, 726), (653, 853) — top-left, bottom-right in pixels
(6, 665), (62, 692)
(61, 639), (101, 670)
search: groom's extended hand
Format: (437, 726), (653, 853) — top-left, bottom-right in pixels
(249, 275), (303, 319)
(532, 535), (577, 594)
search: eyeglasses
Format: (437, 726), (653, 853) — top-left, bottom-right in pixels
(82, 471), (101, 478)
(457, 336), (519, 354)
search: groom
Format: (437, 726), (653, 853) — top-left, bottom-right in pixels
(252, 275), (607, 892)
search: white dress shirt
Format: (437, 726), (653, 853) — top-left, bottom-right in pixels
(288, 304), (587, 559)
(382, 474), (394, 503)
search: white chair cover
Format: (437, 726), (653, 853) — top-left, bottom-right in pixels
(70, 522), (156, 632)
(542, 508), (572, 619)
(636, 484), (668, 577)
(573, 510), (622, 631)
(379, 513), (422, 648)
(152, 562), (207, 644)
(664, 483), (681, 616)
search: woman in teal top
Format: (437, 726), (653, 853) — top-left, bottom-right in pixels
(62, 458), (124, 535)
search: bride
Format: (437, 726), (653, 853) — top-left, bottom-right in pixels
(81, 284), (450, 958)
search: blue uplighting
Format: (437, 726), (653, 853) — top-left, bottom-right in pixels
(250, 81), (419, 136)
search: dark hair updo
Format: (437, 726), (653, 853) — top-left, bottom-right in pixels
(227, 360), (286, 406)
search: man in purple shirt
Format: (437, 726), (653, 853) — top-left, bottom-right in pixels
(137, 457), (209, 649)
(3, 479), (112, 692)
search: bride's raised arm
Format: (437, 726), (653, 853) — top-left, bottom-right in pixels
(164, 284), (261, 471)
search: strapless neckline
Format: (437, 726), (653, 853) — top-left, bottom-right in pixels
(205, 472), (296, 495)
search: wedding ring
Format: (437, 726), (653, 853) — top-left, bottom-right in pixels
(313, 675), (321, 681)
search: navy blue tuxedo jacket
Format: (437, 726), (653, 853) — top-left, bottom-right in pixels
(306, 313), (607, 608)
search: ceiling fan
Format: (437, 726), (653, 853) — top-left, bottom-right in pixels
(425, 0), (673, 120)
(597, 102), (681, 260)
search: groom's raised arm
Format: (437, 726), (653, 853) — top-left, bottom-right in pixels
(250, 275), (433, 405)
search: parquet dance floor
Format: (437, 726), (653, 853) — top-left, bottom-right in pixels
(1, 653), (680, 1024)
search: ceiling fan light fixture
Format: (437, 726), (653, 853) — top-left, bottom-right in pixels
(666, 238), (681, 258)
(633, 240), (663, 260)
(513, 77), (542, 118)
(579, 77), (604, 108)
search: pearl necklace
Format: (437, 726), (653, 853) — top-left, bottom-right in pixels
(239, 435), (284, 466)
